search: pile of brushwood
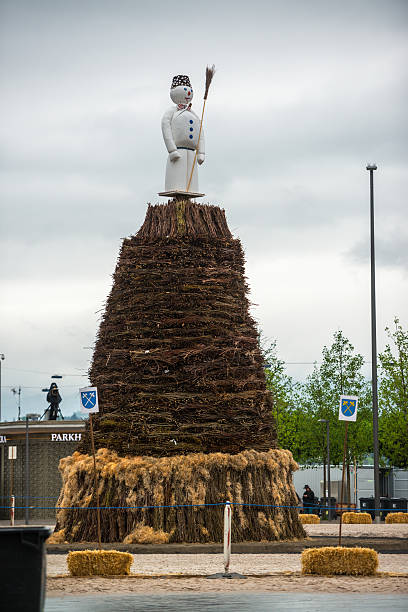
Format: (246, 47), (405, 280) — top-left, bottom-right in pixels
(55, 448), (305, 543)
(80, 200), (276, 457)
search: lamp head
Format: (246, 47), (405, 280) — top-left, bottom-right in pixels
(366, 163), (377, 171)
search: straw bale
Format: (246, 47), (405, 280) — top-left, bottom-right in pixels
(299, 514), (320, 524)
(67, 550), (133, 576)
(385, 512), (408, 524)
(342, 512), (372, 524)
(301, 546), (378, 576)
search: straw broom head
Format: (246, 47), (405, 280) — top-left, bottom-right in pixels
(204, 64), (216, 100)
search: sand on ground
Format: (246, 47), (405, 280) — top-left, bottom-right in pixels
(47, 552), (408, 576)
(304, 524), (408, 538)
(46, 553), (408, 596)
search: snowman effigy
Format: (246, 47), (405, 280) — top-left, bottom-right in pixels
(159, 68), (214, 197)
(54, 66), (305, 548)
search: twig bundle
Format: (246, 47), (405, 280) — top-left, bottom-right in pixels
(78, 201), (276, 458)
(204, 64), (216, 100)
(55, 448), (305, 543)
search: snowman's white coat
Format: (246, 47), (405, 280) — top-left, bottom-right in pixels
(161, 104), (205, 192)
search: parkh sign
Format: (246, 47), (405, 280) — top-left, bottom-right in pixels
(51, 433), (82, 442)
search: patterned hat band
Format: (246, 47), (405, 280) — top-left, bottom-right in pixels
(171, 75), (191, 88)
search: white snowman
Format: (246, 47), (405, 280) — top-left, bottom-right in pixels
(161, 75), (205, 194)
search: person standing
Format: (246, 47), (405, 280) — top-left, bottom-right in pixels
(302, 484), (315, 514)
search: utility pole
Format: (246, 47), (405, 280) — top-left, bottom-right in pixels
(366, 163), (380, 523)
(0, 354), (4, 421)
(25, 416), (30, 525)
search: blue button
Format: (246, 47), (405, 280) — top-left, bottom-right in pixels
(189, 120), (193, 124)
(189, 135), (193, 139)
(190, 127), (193, 131)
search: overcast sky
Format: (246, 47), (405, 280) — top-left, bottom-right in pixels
(1, 0), (407, 420)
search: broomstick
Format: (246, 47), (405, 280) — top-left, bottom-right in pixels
(186, 64), (215, 193)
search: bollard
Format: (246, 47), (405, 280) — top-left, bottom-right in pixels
(223, 500), (232, 575)
(10, 495), (15, 526)
(206, 500), (246, 579)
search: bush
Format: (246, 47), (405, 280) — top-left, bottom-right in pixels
(299, 514), (320, 524)
(385, 512), (408, 524)
(302, 546), (378, 576)
(342, 512), (372, 524)
(67, 550), (133, 576)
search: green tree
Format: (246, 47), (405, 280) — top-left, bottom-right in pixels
(302, 331), (372, 502)
(379, 318), (408, 468)
(263, 340), (309, 462)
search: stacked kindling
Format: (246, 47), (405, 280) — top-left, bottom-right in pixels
(79, 200), (276, 457)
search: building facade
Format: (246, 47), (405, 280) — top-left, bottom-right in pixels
(0, 419), (86, 521)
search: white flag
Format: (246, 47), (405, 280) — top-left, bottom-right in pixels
(339, 395), (358, 422)
(79, 386), (99, 414)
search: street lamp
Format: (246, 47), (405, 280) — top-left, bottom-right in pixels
(0, 353), (4, 422)
(318, 419), (331, 519)
(366, 163), (380, 523)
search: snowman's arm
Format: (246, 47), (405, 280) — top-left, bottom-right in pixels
(198, 127), (205, 156)
(161, 108), (177, 154)
(191, 110), (205, 156)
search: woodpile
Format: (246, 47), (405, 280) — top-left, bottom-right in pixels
(79, 200), (276, 457)
(55, 200), (305, 543)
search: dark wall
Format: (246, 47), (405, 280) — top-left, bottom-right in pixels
(0, 441), (77, 521)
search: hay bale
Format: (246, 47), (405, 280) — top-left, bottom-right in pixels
(385, 512), (408, 524)
(67, 550), (133, 576)
(299, 514), (320, 524)
(342, 512), (372, 524)
(302, 546), (378, 576)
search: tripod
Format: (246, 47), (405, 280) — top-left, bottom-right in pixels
(40, 404), (65, 421)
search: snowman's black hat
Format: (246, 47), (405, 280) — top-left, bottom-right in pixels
(171, 75), (191, 88)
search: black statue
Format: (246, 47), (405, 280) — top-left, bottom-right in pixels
(46, 383), (62, 420)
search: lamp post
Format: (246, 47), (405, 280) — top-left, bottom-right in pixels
(0, 353), (4, 422)
(318, 419), (331, 519)
(366, 163), (380, 523)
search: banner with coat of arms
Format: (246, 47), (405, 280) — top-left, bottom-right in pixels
(79, 386), (99, 414)
(338, 395), (358, 422)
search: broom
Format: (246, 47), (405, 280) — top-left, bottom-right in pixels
(186, 64), (215, 193)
